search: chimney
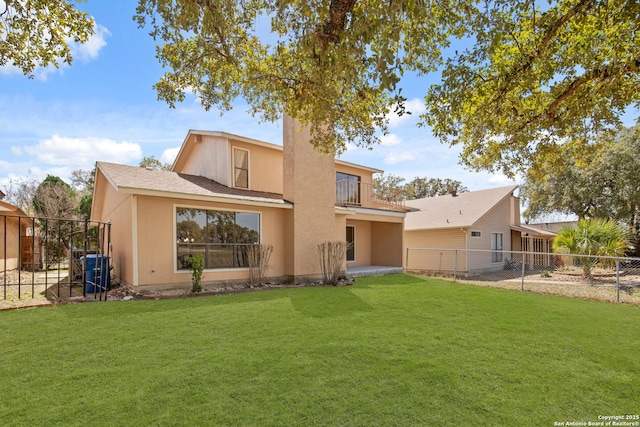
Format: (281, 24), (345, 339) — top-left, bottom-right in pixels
(450, 189), (457, 197)
(282, 114), (337, 282)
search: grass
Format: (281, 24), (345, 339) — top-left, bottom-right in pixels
(1, 274), (638, 426)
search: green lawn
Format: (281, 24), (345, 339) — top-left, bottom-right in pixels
(1, 274), (638, 426)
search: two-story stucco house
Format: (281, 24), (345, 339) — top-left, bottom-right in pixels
(91, 116), (406, 290)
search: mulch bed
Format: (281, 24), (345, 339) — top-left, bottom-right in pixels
(1, 268), (355, 310)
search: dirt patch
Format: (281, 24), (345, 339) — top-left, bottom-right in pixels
(413, 269), (640, 306)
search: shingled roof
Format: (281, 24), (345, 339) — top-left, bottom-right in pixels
(404, 185), (518, 231)
(97, 162), (291, 208)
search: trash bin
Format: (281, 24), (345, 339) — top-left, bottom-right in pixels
(82, 254), (111, 293)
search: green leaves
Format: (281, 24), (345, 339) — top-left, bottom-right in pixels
(425, 0), (640, 177)
(0, 0), (95, 76)
(521, 123), (640, 255)
(135, 0), (639, 175)
(135, 0), (464, 153)
(553, 218), (631, 277)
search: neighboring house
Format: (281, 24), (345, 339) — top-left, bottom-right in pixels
(527, 221), (578, 234)
(0, 200), (29, 271)
(91, 116), (406, 290)
(404, 186), (556, 275)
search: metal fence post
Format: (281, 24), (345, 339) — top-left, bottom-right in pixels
(521, 251), (526, 291)
(405, 247), (409, 272)
(454, 250), (458, 282)
(616, 257), (620, 303)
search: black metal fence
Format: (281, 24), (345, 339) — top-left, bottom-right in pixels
(406, 248), (640, 304)
(1, 214), (111, 305)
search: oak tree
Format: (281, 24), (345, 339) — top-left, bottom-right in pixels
(404, 177), (468, 199)
(135, 0), (639, 176)
(373, 173), (468, 201)
(521, 124), (640, 254)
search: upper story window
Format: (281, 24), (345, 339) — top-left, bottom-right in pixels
(233, 148), (249, 189)
(471, 231), (482, 238)
(336, 172), (361, 205)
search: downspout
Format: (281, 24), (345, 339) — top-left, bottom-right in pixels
(132, 195), (139, 287)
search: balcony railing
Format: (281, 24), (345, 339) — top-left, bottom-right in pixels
(336, 180), (407, 212)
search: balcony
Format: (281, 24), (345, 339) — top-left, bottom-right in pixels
(336, 180), (407, 212)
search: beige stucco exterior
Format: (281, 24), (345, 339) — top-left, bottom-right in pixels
(91, 119), (405, 291)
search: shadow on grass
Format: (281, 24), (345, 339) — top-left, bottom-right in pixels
(288, 287), (373, 318)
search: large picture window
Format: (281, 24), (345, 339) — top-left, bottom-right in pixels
(176, 207), (260, 270)
(336, 172), (361, 205)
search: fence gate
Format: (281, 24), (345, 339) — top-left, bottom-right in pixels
(1, 214), (112, 303)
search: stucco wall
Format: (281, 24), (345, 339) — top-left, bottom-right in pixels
(371, 222), (403, 266)
(92, 170), (134, 287)
(283, 116), (337, 281)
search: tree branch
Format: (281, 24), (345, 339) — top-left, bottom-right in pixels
(489, 0), (595, 109)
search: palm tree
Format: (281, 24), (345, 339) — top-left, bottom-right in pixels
(553, 219), (630, 279)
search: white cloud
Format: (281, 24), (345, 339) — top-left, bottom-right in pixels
(71, 24), (111, 61)
(487, 173), (520, 186)
(11, 146), (22, 156)
(343, 142), (359, 152)
(387, 98), (426, 128)
(0, 23), (110, 79)
(161, 147), (180, 165)
(384, 151), (418, 165)
(379, 134), (402, 146)
(0, 64), (20, 76)
(23, 135), (143, 169)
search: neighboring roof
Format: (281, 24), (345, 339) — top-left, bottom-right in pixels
(527, 221), (577, 233)
(404, 185), (518, 231)
(97, 162), (292, 208)
(511, 224), (556, 238)
(0, 200), (28, 217)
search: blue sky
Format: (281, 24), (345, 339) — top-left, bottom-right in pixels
(0, 2), (545, 193)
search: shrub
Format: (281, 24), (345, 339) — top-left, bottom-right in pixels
(317, 241), (347, 285)
(188, 254), (204, 292)
(247, 244), (273, 286)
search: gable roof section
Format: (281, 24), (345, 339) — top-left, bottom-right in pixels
(0, 200), (27, 217)
(172, 129), (383, 175)
(404, 185), (518, 231)
(97, 162), (292, 208)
